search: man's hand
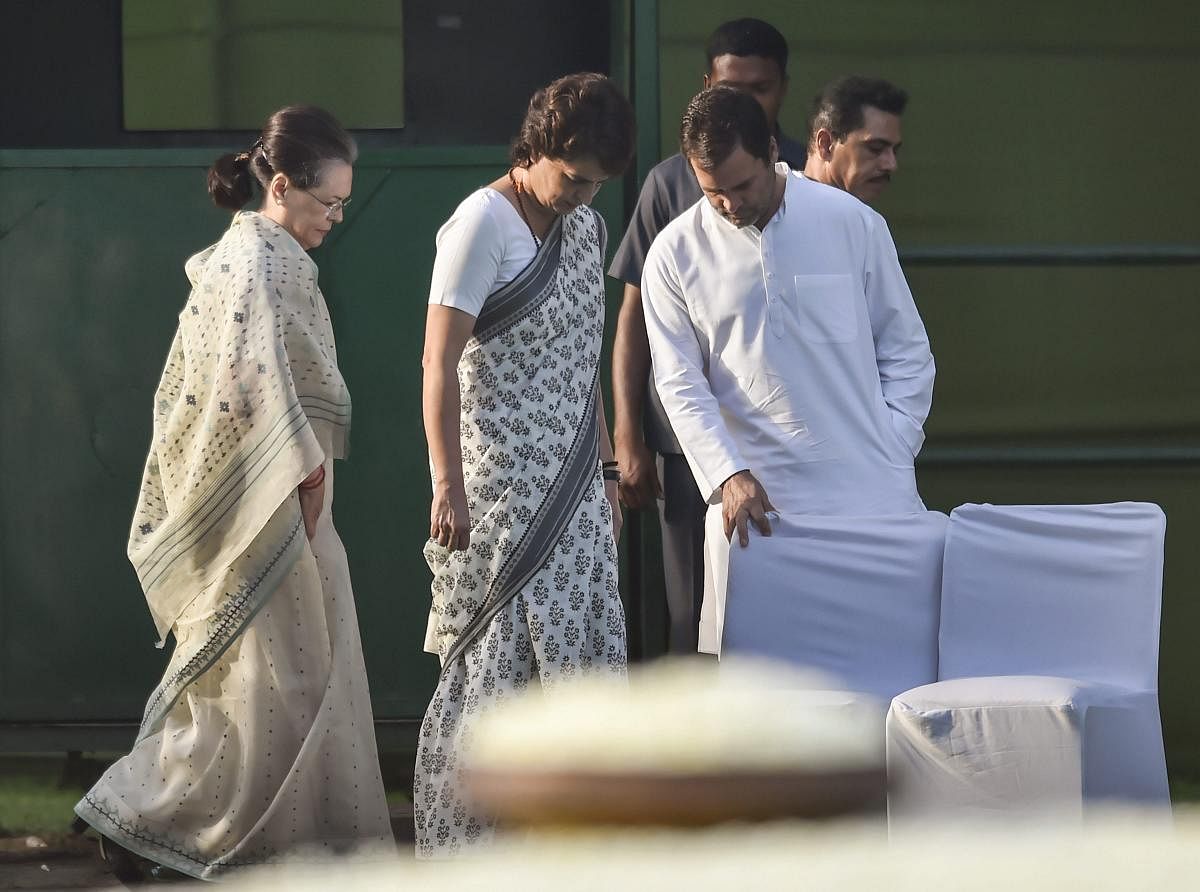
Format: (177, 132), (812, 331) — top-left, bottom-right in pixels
(612, 282), (660, 509)
(615, 438), (662, 509)
(721, 470), (776, 547)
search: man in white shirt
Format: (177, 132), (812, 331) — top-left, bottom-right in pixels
(641, 86), (934, 653)
(610, 18), (805, 657)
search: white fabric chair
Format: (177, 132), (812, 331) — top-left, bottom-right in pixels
(887, 502), (1169, 823)
(721, 512), (947, 704)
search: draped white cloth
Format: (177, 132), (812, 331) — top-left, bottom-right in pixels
(887, 502), (1170, 822)
(76, 212), (392, 878)
(721, 512), (945, 701)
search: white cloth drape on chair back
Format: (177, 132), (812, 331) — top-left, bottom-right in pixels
(887, 502), (1169, 823)
(722, 512), (947, 703)
(937, 502), (1164, 690)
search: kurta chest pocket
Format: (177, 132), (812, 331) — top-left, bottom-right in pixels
(792, 274), (858, 343)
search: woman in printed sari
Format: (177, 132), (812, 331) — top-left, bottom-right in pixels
(74, 106), (392, 880)
(416, 73), (636, 857)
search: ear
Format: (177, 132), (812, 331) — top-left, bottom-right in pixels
(768, 136), (779, 165)
(815, 129), (836, 161)
(268, 173), (289, 206)
(703, 73), (712, 89)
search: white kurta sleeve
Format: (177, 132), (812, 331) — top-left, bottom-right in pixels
(641, 241), (748, 502)
(863, 213), (935, 456)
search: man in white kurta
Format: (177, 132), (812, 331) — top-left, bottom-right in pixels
(641, 86), (934, 654)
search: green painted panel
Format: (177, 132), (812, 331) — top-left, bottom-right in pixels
(655, 0), (1200, 245)
(121, 0), (406, 130)
(0, 167), (226, 721)
(909, 264), (1200, 440)
(0, 149), (628, 728)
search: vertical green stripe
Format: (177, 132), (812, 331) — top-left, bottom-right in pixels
(633, 0), (661, 184)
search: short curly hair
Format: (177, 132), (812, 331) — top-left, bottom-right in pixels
(510, 72), (635, 176)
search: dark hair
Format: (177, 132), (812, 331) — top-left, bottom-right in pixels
(207, 105), (358, 211)
(680, 85), (773, 171)
(807, 76), (908, 147)
(510, 72), (635, 176)
(705, 18), (789, 77)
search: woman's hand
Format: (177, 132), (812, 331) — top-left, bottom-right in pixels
(423, 306), (474, 553)
(298, 469), (325, 542)
(431, 480), (471, 551)
(605, 478), (623, 543)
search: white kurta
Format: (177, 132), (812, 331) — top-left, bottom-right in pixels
(641, 167), (935, 652)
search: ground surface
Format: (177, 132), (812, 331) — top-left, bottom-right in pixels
(0, 806), (415, 890)
(0, 756), (414, 889)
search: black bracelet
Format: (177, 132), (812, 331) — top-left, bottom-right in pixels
(602, 460), (619, 469)
(602, 468), (620, 482)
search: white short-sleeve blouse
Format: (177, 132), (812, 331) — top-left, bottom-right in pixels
(427, 188), (537, 318)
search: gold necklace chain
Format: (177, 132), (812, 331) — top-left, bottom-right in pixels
(508, 168), (541, 248)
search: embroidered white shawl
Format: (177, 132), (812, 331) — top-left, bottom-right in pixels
(127, 211), (349, 731)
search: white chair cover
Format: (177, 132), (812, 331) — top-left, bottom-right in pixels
(887, 502), (1169, 822)
(720, 512), (947, 703)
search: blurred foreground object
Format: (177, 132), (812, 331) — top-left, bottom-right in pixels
(465, 658), (885, 825)
(229, 809), (1200, 891)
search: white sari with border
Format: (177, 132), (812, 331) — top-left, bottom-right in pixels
(75, 212), (393, 879)
(414, 205), (627, 857)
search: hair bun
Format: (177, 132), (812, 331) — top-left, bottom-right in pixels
(206, 151), (255, 210)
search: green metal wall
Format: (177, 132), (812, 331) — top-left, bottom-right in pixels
(653, 0), (1200, 773)
(0, 148), (627, 748)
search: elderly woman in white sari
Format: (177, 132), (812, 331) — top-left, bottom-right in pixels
(74, 105), (392, 880)
(416, 73), (636, 857)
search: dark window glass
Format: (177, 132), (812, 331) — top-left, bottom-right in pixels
(2, 0), (610, 147)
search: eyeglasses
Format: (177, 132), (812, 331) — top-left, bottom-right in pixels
(298, 188), (352, 220)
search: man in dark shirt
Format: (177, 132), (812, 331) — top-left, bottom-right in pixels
(609, 18), (805, 654)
